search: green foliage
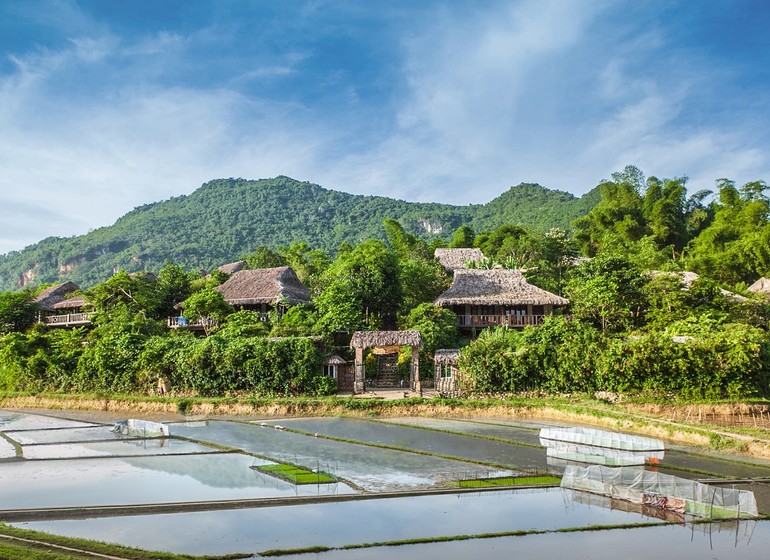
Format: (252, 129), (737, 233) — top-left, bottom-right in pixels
(456, 319), (770, 400)
(564, 256), (647, 333)
(314, 239), (401, 333)
(181, 287), (234, 325)
(400, 303), (459, 376)
(0, 289), (37, 333)
(153, 261), (196, 318)
(269, 306), (318, 338)
(449, 225), (475, 248)
(243, 246), (287, 269)
(686, 178), (770, 284)
(86, 271), (158, 317)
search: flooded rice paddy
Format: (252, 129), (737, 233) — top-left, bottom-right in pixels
(2, 409), (770, 558)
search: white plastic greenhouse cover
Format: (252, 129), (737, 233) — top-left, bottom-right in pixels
(561, 464), (758, 519)
(543, 439), (664, 466)
(539, 426), (665, 451)
(112, 419), (170, 438)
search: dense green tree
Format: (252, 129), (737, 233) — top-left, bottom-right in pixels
(383, 218), (418, 258)
(314, 239), (401, 333)
(449, 225), (475, 248)
(400, 303), (459, 354)
(269, 306), (318, 337)
(686, 179), (770, 283)
(281, 242), (331, 293)
(523, 228), (578, 295)
(243, 246), (287, 269)
(573, 166), (646, 256)
(564, 256), (647, 333)
(86, 271), (159, 317)
(153, 261), (196, 319)
(642, 176), (688, 250)
(475, 224), (539, 267)
(0, 290), (38, 333)
(181, 286), (234, 332)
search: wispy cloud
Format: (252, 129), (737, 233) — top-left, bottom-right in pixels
(1, 0), (769, 255)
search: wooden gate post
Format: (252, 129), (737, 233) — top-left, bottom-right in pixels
(411, 346), (421, 394)
(354, 346), (365, 394)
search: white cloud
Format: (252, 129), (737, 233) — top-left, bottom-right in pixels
(2, 0), (770, 256)
(0, 36), (336, 254)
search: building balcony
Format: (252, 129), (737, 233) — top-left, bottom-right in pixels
(457, 314), (546, 328)
(167, 316), (219, 330)
(45, 312), (94, 327)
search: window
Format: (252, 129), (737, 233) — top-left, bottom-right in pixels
(323, 364), (337, 379)
(440, 364), (453, 379)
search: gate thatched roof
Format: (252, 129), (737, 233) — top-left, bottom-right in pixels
(33, 282), (80, 311)
(434, 349), (461, 364)
(434, 269), (569, 306)
(350, 330), (423, 349)
(215, 267), (311, 306)
(434, 248), (485, 270)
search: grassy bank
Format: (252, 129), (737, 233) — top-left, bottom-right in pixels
(0, 523), (250, 560)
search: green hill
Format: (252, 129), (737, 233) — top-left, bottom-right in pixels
(0, 176), (599, 290)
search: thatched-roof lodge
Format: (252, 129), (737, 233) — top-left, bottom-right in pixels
(434, 248), (486, 271)
(33, 282), (94, 327)
(214, 266), (311, 315)
(748, 277), (770, 295)
(33, 282), (79, 312)
(434, 268), (569, 330)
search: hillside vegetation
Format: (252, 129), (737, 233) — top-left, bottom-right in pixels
(0, 176), (597, 290)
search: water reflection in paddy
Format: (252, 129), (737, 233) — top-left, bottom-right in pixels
(379, 416), (546, 446)
(276, 519), (770, 560)
(0, 411), (99, 431)
(5, 410), (770, 559)
(171, 420), (513, 491)
(9, 425), (130, 444)
(2, 453), (354, 509)
(259, 417), (547, 469)
(15, 487), (674, 556)
(21, 437), (219, 459)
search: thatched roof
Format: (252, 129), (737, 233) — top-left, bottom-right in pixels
(649, 271), (747, 301)
(434, 248), (486, 270)
(33, 282), (79, 311)
(350, 330), (423, 349)
(434, 269), (569, 307)
(215, 267), (310, 306)
(748, 277), (770, 294)
(217, 260), (247, 275)
(434, 349), (461, 364)
(51, 294), (90, 311)
(324, 354), (348, 365)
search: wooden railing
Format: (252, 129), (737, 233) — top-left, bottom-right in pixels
(167, 316), (219, 329)
(45, 312), (94, 327)
(458, 314), (546, 328)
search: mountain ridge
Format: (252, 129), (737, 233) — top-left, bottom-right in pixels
(0, 176), (599, 290)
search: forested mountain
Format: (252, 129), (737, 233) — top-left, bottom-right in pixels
(0, 176), (598, 290)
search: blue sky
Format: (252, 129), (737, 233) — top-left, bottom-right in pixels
(2, 0), (770, 255)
